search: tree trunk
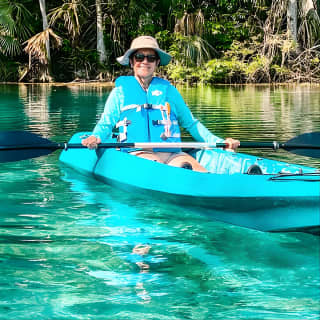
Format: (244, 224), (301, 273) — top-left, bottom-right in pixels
(38, 0), (52, 82)
(96, 0), (107, 64)
(39, 0), (50, 63)
(287, 0), (298, 42)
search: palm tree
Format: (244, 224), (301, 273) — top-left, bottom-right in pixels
(0, 0), (32, 56)
(19, 1), (63, 82)
(49, 0), (87, 42)
(22, 28), (62, 81)
(264, 0), (320, 54)
(298, 0), (320, 49)
(259, 0), (320, 81)
(18, 0), (56, 82)
(170, 4), (214, 67)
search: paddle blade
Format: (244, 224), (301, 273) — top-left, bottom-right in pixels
(284, 132), (320, 158)
(0, 131), (58, 163)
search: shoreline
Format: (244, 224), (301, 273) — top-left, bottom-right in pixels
(1, 81), (320, 87)
(0, 81), (115, 87)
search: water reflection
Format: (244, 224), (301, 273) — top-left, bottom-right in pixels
(1, 84), (320, 142)
(1, 83), (320, 168)
(0, 84), (110, 139)
(178, 84), (320, 142)
(18, 85), (51, 134)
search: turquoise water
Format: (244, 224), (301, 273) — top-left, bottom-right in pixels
(0, 84), (319, 319)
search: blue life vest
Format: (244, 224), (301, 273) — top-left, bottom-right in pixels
(115, 76), (181, 145)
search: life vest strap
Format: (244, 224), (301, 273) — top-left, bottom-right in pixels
(116, 117), (131, 142)
(152, 120), (178, 126)
(116, 118), (131, 128)
(160, 132), (181, 140)
(121, 103), (169, 112)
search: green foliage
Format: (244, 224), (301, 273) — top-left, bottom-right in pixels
(206, 20), (249, 51)
(244, 55), (276, 83)
(270, 64), (291, 82)
(0, 0), (33, 56)
(169, 33), (214, 67)
(202, 58), (246, 83)
(54, 39), (98, 81)
(1, 0), (320, 83)
(0, 55), (19, 81)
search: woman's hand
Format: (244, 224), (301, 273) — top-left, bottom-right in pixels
(81, 135), (101, 149)
(224, 137), (240, 152)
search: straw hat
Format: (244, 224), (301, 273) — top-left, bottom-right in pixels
(117, 36), (172, 66)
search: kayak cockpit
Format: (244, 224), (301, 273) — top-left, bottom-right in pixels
(192, 148), (318, 176)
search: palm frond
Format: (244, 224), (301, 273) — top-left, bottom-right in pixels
(24, 28), (62, 65)
(298, 7), (320, 48)
(0, 35), (20, 55)
(170, 34), (215, 67)
(49, 0), (89, 40)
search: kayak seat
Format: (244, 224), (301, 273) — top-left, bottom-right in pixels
(247, 164), (263, 175)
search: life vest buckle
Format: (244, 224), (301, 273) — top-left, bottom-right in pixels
(160, 132), (169, 140)
(116, 117), (131, 142)
(143, 103), (153, 109)
(152, 120), (161, 126)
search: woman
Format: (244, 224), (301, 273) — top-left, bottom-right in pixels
(82, 36), (240, 172)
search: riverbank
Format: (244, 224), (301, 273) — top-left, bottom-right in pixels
(0, 80), (115, 87)
(1, 81), (320, 87)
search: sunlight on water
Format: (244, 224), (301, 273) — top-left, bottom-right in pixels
(0, 84), (319, 319)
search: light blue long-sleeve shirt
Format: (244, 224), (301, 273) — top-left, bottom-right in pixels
(92, 77), (223, 144)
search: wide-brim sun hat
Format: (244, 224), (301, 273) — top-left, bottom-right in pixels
(116, 36), (172, 66)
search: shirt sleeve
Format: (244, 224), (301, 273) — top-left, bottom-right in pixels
(167, 85), (223, 144)
(92, 87), (122, 142)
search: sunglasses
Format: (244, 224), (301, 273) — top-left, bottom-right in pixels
(133, 53), (158, 63)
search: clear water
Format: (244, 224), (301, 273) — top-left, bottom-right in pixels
(0, 83), (319, 320)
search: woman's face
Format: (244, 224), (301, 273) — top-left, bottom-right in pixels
(131, 49), (159, 80)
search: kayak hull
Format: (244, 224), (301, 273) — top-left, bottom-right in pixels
(59, 132), (320, 233)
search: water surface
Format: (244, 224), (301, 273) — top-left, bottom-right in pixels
(0, 83), (319, 319)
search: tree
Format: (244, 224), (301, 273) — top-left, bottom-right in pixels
(19, 1), (62, 82)
(96, 0), (107, 64)
(49, 0), (86, 42)
(287, 0), (298, 43)
(299, 0), (320, 48)
(23, 28), (62, 82)
(39, 0), (50, 65)
(0, 0), (32, 56)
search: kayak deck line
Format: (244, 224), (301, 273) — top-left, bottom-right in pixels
(268, 172), (320, 181)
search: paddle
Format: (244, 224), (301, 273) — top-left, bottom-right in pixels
(0, 131), (320, 163)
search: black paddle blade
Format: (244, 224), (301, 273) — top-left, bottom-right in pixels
(0, 131), (58, 163)
(284, 132), (320, 158)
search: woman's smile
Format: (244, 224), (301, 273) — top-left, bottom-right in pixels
(132, 49), (158, 85)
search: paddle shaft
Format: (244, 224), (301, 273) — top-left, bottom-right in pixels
(1, 130), (320, 163)
(0, 141), (318, 151)
(0, 142), (221, 151)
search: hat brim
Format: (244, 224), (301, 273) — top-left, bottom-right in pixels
(117, 48), (171, 66)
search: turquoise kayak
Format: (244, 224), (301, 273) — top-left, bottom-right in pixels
(59, 132), (320, 234)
